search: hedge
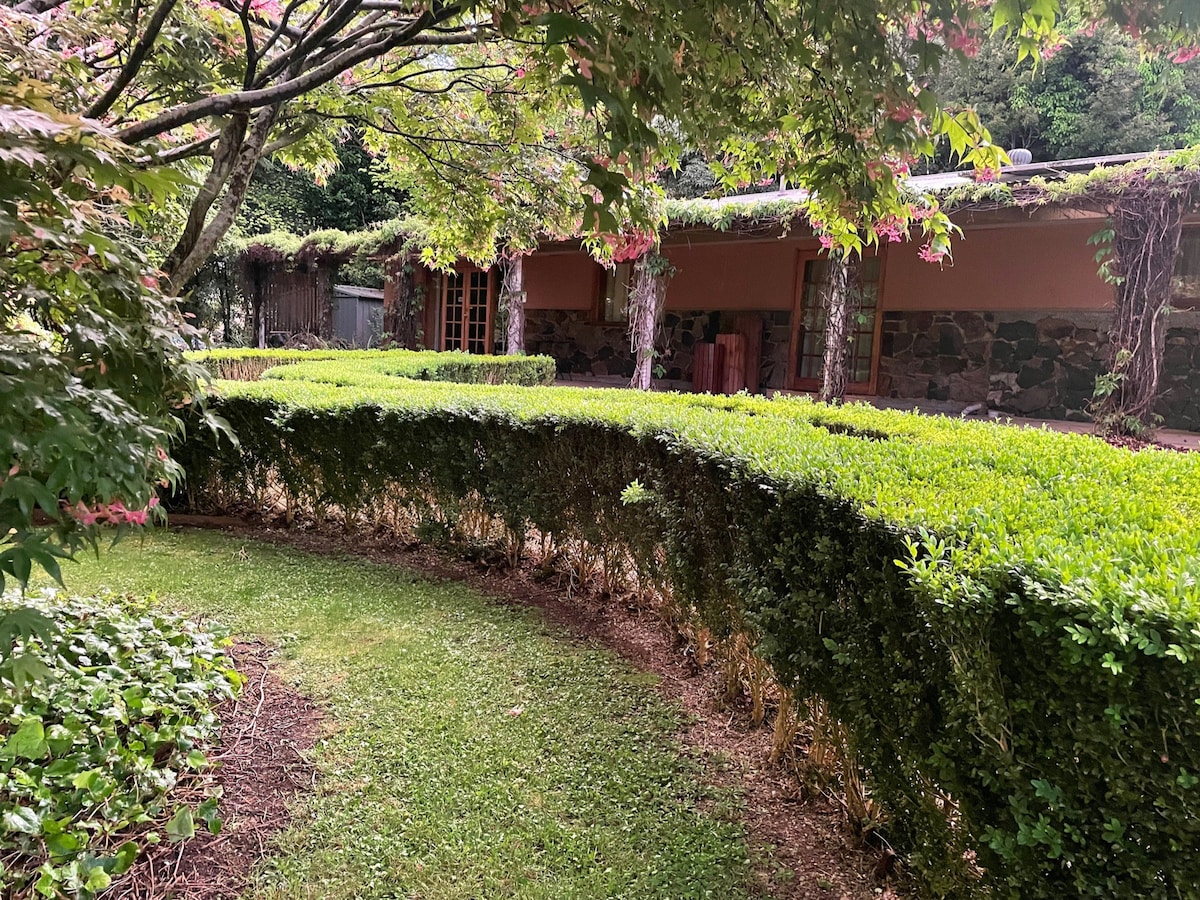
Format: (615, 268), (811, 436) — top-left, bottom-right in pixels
(177, 363), (1200, 898)
(190, 348), (557, 386)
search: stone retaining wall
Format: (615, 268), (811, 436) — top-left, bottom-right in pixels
(525, 308), (792, 390)
(878, 309), (1200, 429)
(527, 306), (1200, 429)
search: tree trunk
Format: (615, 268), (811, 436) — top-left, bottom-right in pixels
(502, 255), (526, 355)
(383, 255), (420, 348)
(1096, 194), (1186, 435)
(164, 105), (280, 292)
(629, 254), (669, 391)
(161, 113), (249, 287)
(220, 259), (234, 344)
(818, 255), (860, 404)
(249, 263), (267, 349)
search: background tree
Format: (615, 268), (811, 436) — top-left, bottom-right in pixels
(930, 21), (1200, 165)
(239, 138), (407, 235)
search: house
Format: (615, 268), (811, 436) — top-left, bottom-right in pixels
(394, 152), (1200, 430)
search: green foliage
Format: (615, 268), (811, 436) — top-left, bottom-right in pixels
(659, 152), (721, 199)
(931, 21), (1200, 166)
(0, 590), (239, 898)
(55, 532), (761, 900)
(238, 141), (406, 237)
(190, 349), (556, 387)
(178, 362), (1200, 897)
(0, 81), (220, 597)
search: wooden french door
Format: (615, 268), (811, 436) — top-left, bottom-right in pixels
(440, 268), (494, 353)
(788, 254), (883, 393)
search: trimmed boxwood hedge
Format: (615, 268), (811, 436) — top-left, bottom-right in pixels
(190, 348), (557, 386)
(178, 361), (1200, 898)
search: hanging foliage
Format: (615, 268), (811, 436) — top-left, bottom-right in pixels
(1092, 190), (1189, 434)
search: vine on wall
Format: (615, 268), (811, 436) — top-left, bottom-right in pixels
(628, 252), (676, 390)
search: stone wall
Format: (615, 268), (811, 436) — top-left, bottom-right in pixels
(878, 309), (1200, 429)
(525, 308), (792, 390)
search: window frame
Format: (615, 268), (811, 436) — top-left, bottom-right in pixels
(594, 261), (634, 324)
(786, 248), (886, 395)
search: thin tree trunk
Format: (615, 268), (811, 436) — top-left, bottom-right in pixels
(1097, 194), (1186, 434)
(818, 255), (860, 404)
(629, 254), (669, 390)
(220, 260), (234, 343)
(249, 263), (267, 348)
(502, 255), (526, 355)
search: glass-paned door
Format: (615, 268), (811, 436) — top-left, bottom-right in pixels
(790, 256), (881, 390)
(441, 269), (493, 353)
(465, 271), (490, 353)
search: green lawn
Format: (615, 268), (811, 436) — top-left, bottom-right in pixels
(46, 530), (760, 900)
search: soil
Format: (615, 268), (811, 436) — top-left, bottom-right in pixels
(1104, 433), (1191, 452)
(166, 515), (901, 899)
(109, 641), (322, 900)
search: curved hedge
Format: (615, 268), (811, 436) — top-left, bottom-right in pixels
(177, 366), (1200, 898)
(190, 348), (557, 386)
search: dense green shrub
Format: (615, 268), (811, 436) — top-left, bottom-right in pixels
(177, 365), (1200, 898)
(0, 591), (239, 897)
(190, 348), (556, 386)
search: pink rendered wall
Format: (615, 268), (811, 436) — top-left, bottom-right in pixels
(883, 221), (1114, 311)
(663, 240), (808, 311)
(524, 252), (596, 310)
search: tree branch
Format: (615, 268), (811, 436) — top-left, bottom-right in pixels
(116, 13), (482, 144)
(12, 0), (69, 12)
(147, 132), (220, 165)
(85, 0), (181, 120)
(170, 106), (282, 290)
(161, 114), (250, 287)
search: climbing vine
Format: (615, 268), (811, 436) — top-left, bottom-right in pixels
(628, 252), (676, 390)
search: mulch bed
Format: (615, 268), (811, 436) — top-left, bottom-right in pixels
(109, 641), (322, 900)
(167, 515), (898, 899)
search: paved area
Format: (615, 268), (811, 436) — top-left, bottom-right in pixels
(553, 376), (1200, 450)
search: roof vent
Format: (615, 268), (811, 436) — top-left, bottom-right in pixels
(1008, 148), (1033, 166)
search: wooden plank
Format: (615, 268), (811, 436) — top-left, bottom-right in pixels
(693, 342), (722, 393)
(734, 314), (764, 394)
(716, 333), (746, 394)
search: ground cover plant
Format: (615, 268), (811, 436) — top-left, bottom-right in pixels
(45, 530), (763, 900)
(192, 349), (556, 387)
(177, 357), (1200, 898)
(0, 591), (238, 898)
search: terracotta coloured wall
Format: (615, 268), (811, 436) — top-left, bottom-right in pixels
(663, 240), (807, 311)
(524, 252), (596, 311)
(883, 220), (1113, 312)
(522, 240), (817, 314)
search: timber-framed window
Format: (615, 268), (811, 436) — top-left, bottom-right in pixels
(787, 253), (883, 393)
(596, 262), (633, 323)
(1173, 227), (1200, 309)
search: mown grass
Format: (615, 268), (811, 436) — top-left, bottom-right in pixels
(46, 530), (761, 900)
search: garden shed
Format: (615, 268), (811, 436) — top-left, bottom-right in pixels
(332, 284), (385, 347)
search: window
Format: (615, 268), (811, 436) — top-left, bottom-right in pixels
(791, 256), (881, 388)
(1173, 228), (1200, 309)
(599, 262), (633, 322)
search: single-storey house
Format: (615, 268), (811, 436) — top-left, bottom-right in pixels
(395, 152), (1200, 430)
